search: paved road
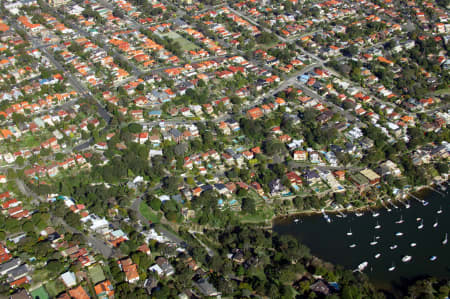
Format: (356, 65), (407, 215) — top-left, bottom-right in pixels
(6, 16), (111, 125)
(129, 183), (186, 246)
(53, 216), (115, 258)
(189, 230), (215, 256)
(16, 177), (116, 258)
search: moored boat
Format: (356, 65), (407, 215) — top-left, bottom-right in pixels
(395, 232), (404, 237)
(390, 245), (398, 250)
(442, 233), (448, 245)
(388, 262), (396, 272)
(402, 255), (412, 263)
(410, 243), (417, 247)
(433, 219), (438, 228)
(418, 219), (424, 229)
(349, 243), (357, 248)
(430, 256), (437, 261)
(355, 261), (368, 272)
(374, 253), (381, 259)
(347, 228), (352, 236)
(374, 221), (381, 229)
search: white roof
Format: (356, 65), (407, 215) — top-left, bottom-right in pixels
(61, 271), (77, 287)
(149, 264), (164, 275)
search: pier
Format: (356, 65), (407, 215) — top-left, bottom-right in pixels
(427, 186), (445, 196)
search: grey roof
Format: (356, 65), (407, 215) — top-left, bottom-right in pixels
(0, 258), (21, 274)
(196, 278), (220, 296)
(7, 264), (29, 281)
(170, 128), (182, 138)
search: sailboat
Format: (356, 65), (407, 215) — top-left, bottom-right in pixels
(442, 233), (448, 245)
(410, 243), (417, 247)
(390, 245), (398, 250)
(433, 219), (438, 228)
(322, 210), (331, 223)
(370, 236), (378, 246)
(430, 256), (437, 261)
(374, 253), (381, 259)
(354, 261), (368, 272)
(395, 215), (404, 224)
(372, 211), (380, 218)
(349, 243), (357, 248)
(388, 262), (396, 272)
(437, 206), (443, 214)
(347, 228), (353, 236)
(395, 232), (404, 237)
(418, 219), (424, 229)
(402, 255), (412, 263)
(374, 221), (381, 229)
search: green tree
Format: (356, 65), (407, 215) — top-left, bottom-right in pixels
(241, 197), (256, 214)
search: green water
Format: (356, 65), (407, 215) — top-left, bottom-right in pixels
(273, 186), (449, 292)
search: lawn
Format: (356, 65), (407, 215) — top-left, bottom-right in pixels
(31, 286), (49, 299)
(45, 280), (65, 297)
(429, 88), (450, 96)
(32, 269), (51, 283)
(139, 201), (160, 223)
(88, 264), (106, 284)
(161, 31), (198, 51)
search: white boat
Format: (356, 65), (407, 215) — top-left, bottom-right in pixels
(416, 217), (422, 222)
(375, 236), (380, 240)
(410, 243), (417, 247)
(349, 243), (357, 248)
(405, 202), (410, 209)
(370, 237), (378, 246)
(418, 220), (424, 229)
(433, 219), (438, 228)
(430, 256), (437, 261)
(294, 219), (300, 223)
(437, 207), (442, 214)
(388, 262), (396, 272)
(442, 233), (447, 245)
(356, 261), (368, 272)
(374, 253), (381, 259)
(402, 255), (412, 263)
(322, 210), (331, 223)
(347, 228), (352, 236)
(355, 212), (363, 217)
(374, 221), (381, 229)
(395, 215), (404, 224)
(395, 232), (404, 237)
(390, 245), (398, 250)
(372, 212), (380, 218)
(422, 200), (429, 206)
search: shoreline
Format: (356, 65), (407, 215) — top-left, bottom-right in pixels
(270, 179), (448, 224)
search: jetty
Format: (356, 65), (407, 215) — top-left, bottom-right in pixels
(427, 186), (445, 196)
(408, 193), (422, 203)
